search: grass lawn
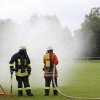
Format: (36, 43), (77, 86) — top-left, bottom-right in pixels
(62, 60), (100, 98)
(0, 88), (68, 100)
(1, 60), (100, 100)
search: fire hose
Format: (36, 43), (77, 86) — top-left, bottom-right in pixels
(52, 64), (100, 100)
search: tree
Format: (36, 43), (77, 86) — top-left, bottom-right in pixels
(75, 7), (100, 58)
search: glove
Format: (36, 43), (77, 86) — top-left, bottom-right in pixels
(42, 68), (45, 71)
(10, 68), (15, 74)
(10, 70), (14, 74)
(28, 70), (31, 76)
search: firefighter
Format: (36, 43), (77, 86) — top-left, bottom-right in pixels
(43, 46), (59, 96)
(9, 46), (33, 96)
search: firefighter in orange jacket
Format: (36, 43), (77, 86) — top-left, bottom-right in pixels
(43, 46), (59, 96)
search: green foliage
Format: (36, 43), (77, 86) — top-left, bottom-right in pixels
(75, 7), (100, 58)
(67, 61), (100, 97)
(82, 7), (100, 34)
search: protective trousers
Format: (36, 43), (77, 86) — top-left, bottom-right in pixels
(45, 77), (58, 96)
(16, 76), (33, 96)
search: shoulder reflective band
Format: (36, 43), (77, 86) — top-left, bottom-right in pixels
(18, 59), (21, 65)
(45, 54), (50, 67)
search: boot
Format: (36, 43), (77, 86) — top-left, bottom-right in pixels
(44, 89), (50, 96)
(18, 90), (23, 96)
(26, 89), (33, 96)
(53, 90), (58, 95)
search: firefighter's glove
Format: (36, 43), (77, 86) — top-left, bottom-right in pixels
(10, 71), (13, 74)
(28, 70), (31, 76)
(10, 68), (15, 74)
(42, 68), (44, 71)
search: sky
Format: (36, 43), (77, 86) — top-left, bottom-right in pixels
(0, 0), (99, 32)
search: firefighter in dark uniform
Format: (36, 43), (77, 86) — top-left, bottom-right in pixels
(43, 46), (59, 96)
(9, 46), (33, 96)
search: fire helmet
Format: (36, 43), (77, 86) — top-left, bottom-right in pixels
(47, 46), (53, 51)
(19, 46), (27, 50)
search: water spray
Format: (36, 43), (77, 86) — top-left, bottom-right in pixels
(52, 64), (100, 100)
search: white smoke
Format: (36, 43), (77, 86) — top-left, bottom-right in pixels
(0, 14), (81, 89)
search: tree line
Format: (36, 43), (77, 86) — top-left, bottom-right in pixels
(74, 7), (100, 59)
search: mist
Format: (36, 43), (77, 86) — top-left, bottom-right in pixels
(0, 14), (81, 89)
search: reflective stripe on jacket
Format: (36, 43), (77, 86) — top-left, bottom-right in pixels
(44, 68), (58, 78)
(16, 69), (28, 76)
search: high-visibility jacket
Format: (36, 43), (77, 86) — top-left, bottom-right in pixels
(9, 52), (31, 77)
(43, 52), (59, 78)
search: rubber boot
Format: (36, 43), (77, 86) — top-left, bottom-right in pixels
(44, 89), (50, 96)
(18, 90), (23, 96)
(53, 90), (58, 95)
(26, 89), (33, 96)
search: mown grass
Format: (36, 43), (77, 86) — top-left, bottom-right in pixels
(62, 61), (100, 98)
(0, 88), (68, 100)
(1, 61), (100, 100)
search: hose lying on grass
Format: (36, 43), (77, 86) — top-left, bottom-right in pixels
(52, 64), (100, 100)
